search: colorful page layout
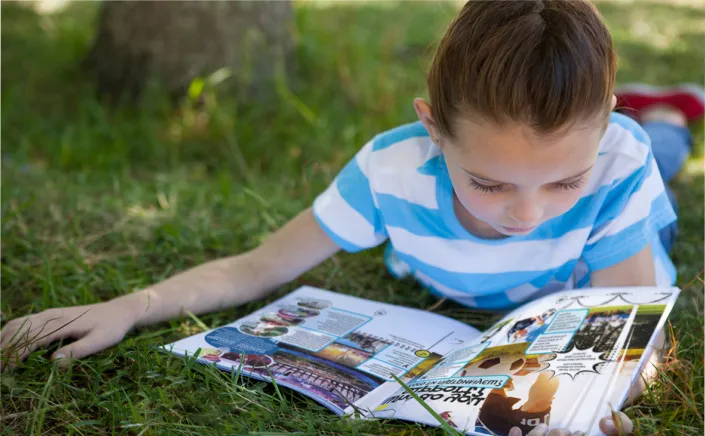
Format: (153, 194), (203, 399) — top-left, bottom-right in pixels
(364, 286), (680, 436)
(163, 286), (481, 415)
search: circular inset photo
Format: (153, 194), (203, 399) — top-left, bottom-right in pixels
(260, 312), (303, 327)
(239, 321), (288, 337)
(297, 298), (332, 311)
(200, 347), (223, 362)
(415, 350), (431, 358)
(279, 305), (320, 319)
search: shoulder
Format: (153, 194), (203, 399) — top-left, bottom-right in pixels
(588, 112), (653, 190)
(599, 112), (651, 163)
(359, 121), (440, 173)
(370, 121), (431, 151)
(351, 121), (442, 210)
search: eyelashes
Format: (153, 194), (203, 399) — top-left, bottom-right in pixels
(552, 178), (586, 191)
(468, 180), (506, 193)
(468, 177), (586, 193)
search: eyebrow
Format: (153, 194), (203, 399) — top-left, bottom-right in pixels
(460, 165), (594, 185)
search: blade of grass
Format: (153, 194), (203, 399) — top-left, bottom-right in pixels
(31, 366), (56, 435)
(391, 374), (464, 436)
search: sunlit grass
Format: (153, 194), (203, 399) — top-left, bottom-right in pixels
(1, 1), (703, 434)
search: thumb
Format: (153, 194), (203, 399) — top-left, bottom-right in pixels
(52, 329), (120, 366)
(527, 424), (549, 436)
(599, 411), (633, 435)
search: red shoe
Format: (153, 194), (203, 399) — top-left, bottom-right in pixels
(615, 83), (704, 122)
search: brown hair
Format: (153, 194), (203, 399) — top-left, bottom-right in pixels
(427, 0), (617, 138)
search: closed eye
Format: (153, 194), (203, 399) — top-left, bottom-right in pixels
(469, 179), (508, 193)
(552, 177), (585, 191)
(469, 177), (586, 193)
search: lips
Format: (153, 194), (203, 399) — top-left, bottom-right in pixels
(501, 225), (536, 234)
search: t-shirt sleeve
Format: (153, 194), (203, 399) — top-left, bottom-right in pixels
(582, 143), (677, 272)
(312, 140), (388, 252)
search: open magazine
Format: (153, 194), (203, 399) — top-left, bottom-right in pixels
(163, 285), (679, 435)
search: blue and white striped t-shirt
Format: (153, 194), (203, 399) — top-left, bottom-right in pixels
(312, 112), (677, 310)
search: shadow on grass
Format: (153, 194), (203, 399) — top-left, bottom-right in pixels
(2, 1), (703, 173)
(1, 1), (703, 434)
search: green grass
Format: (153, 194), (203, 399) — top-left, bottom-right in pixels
(1, 1), (703, 434)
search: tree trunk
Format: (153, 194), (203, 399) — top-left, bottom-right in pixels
(84, 0), (294, 100)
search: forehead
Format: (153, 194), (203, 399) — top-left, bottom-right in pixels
(448, 118), (604, 181)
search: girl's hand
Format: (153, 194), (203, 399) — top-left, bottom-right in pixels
(1, 208), (341, 371)
(1, 298), (140, 370)
(509, 411), (633, 435)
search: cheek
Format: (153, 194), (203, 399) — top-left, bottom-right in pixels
(454, 184), (505, 217)
(545, 190), (584, 216)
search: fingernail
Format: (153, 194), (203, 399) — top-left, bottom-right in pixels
(52, 353), (66, 361)
(535, 424), (549, 433)
(599, 416), (617, 435)
(508, 428), (522, 436)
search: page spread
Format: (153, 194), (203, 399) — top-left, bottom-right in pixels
(162, 285), (678, 435)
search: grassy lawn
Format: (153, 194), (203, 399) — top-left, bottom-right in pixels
(1, 1), (703, 434)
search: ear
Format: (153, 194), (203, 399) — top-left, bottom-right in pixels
(610, 94), (617, 111)
(413, 98), (442, 145)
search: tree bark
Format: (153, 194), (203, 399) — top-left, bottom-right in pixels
(84, 0), (294, 100)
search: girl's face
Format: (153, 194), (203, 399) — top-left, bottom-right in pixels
(415, 99), (609, 239)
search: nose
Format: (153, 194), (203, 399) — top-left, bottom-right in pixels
(508, 195), (543, 227)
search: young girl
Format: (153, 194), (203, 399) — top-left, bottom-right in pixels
(2, 1), (702, 434)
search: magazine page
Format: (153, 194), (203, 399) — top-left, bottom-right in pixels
(162, 286), (482, 415)
(365, 286), (680, 436)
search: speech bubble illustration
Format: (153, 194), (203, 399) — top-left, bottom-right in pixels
(541, 346), (609, 380)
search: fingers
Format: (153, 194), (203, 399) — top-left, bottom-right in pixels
(509, 411), (632, 435)
(512, 425), (586, 436)
(1, 309), (86, 370)
(1, 315), (31, 349)
(52, 328), (124, 367)
(527, 424), (549, 435)
(599, 411), (633, 435)
(1, 316), (48, 369)
(1, 317), (30, 370)
(547, 429), (576, 436)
